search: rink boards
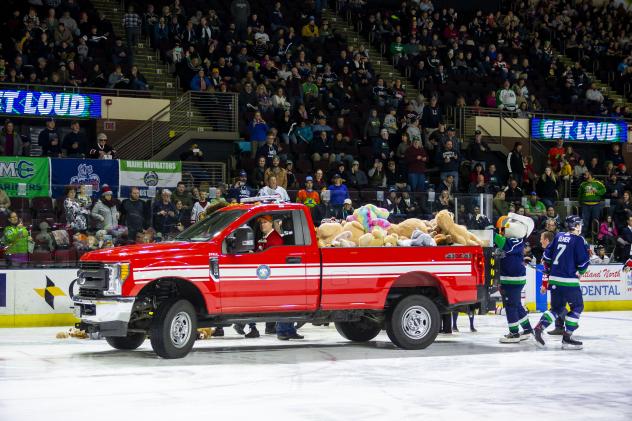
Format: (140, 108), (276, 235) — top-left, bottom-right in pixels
(1, 265), (632, 327)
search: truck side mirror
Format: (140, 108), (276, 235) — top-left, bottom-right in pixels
(227, 226), (255, 254)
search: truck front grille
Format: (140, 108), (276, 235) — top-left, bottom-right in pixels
(77, 262), (108, 291)
(78, 287), (103, 299)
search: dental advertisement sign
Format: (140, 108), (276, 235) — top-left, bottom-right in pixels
(0, 90), (101, 119)
(531, 118), (627, 143)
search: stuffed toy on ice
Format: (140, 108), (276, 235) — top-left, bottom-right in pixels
(346, 204), (391, 232)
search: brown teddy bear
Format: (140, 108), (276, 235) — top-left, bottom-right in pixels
(358, 226), (387, 247)
(434, 210), (485, 246)
(388, 218), (429, 238)
(342, 220), (365, 244)
(332, 231), (357, 247)
(384, 233), (399, 246)
(317, 221), (344, 247)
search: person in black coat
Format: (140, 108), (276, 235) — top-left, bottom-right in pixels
(535, 168), (559, 207)
(506, 141), (524, 180)
(38, 117), (62, 157)
(120, 187), (150, 241)
(62, 120), (88, 157)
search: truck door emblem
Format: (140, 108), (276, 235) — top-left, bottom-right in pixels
(256, 265), (271, 280)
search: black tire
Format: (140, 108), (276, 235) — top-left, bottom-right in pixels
(150, 298), (197, 359)
(335, 318), (382, 342)
(385, 295), (440, 350)
(105, 332), (146, 350)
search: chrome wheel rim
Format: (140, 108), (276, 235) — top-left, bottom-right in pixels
(401, 306), (431, 340)
(170, 312), (192, 348)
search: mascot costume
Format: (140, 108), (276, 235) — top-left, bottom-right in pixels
(495, 212), (535, 343)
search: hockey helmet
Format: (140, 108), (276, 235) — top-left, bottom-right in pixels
(565, 215), (583, 231)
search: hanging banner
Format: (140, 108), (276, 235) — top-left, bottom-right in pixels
(0, 157), (50, 198)
(0, 90), (101, 118)
(50, 158), (119, 198)
(531, 118), (627, 143)
(119, 160), (182, 198)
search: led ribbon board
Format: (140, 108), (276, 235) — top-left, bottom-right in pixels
(0, 90), (101, 118)
(531, 118), (628, 143)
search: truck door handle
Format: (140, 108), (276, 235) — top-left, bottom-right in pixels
(286, 257), (302, 264)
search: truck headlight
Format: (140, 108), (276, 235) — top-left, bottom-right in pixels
(104, 263), (130, 296)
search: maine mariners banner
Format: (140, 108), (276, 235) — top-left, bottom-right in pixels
(119, 160), (182, 198)
(50, 158), (119, 198)
(0, 157), (50, 198)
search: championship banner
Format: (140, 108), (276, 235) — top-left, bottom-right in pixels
(0, 269), (79, 327)
(0, 157), (50, 198)
(0, 90), (101, 118)
(50, 158), (119, 198)
(119, 160), (182, 198)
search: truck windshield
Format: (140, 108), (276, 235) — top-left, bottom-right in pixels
(175, 209), (246, 242)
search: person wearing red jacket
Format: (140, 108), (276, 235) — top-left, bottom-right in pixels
(256, 215), (284, 251)
(404, 138), (428, 192)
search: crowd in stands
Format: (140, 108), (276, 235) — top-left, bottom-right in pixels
(1, 1), (632, 266)
(341, 0), (632, 118)
(0, 1), (149, 91)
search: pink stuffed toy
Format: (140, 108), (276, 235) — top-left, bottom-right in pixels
(346, 204), (391, 232)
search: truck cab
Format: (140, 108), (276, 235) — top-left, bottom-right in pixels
(74, 202), (486, 358)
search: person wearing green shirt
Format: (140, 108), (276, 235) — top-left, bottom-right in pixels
(390, 36), (404, 63)
(302, 75), (319, 102)
(2, 212), (30, 266)
(578, 170), (606, 238)
(525, 191), (546, 220)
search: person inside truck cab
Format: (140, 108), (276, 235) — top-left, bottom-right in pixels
(256, 215), (284, 251)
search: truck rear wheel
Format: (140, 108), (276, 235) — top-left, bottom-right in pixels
(150, 298), (197, 359)
(386, 295), (439, 350)
(105, 333), (146, 350)
(335, 318), (382, 342)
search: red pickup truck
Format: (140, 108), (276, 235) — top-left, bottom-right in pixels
(74, 202), (487, 358)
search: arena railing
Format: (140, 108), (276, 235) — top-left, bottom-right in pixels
(114, 90), (239, 160)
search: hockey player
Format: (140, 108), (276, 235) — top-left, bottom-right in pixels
(539, 230), (567, 335)
(495, 213), (535, 343)
(534, 215), (590, 350)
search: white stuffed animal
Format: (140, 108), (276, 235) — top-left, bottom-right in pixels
(397, 229), (436, 247)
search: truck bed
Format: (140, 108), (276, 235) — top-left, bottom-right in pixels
(318, 246), (484, 310)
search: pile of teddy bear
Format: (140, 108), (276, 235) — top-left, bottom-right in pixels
(316, 205), (487, 248)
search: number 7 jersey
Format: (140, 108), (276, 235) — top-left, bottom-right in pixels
(542, 232), (590, 287)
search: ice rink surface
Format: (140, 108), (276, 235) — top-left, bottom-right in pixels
(1, 312), (631, 421)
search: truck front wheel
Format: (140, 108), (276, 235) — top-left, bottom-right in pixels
(150, 299), (197, 359)
(335, 317), (382, 342)
(105, 333), (146, 350)
(386, 295), (439, 350)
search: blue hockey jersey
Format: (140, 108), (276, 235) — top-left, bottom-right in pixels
(494, 234), (526, 285)
(542, 232), (590, 287)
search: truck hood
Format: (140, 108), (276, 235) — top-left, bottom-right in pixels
(81, 241), (214, 263)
